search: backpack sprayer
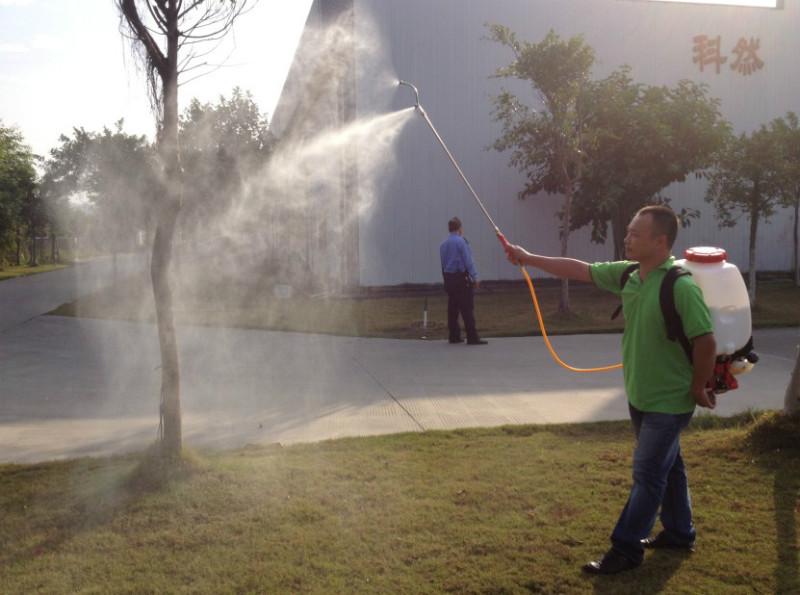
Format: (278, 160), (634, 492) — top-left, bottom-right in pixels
(397, 80), (757, 388)
(674, 247), (758, 392)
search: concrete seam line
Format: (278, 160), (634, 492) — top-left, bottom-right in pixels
(350, 355), (426, 432)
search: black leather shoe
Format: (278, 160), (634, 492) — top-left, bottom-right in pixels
(582, 550), (640, 575)
(466, 339), (488, 345)
(641, 532), (695, 551)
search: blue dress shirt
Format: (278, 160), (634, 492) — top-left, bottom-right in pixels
(440, 232), (478, 280)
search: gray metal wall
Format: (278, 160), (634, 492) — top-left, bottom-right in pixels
(354, 0), (798, 286)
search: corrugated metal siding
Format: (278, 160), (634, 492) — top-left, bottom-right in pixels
(354, 0), (798, 285)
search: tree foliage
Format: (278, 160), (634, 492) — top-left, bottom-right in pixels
(179, 87), (274, 232)
(705, 126), (784, 305)
(488, 26), (594, 313)
(571, 68), (729, 259)
(0, 123), (39, 266)
(41, 121), (157, 255)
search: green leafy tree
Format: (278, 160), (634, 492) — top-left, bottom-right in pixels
(89, 122), (157, 258)
(40, 128), (95, 262)
(488, 27), (594, 314)
(41, 123), (156, 263)
(705, 126), (783, 305)
(571, 68), (729, 259)
(117, 0), (252, 458)
(179, 87), (275, 233)
(0, 123), (37, 267)
(770, 112), (800, 287)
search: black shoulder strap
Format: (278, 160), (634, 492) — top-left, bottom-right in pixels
(660, 266), (693, 363)
(611, 263), (640, 320)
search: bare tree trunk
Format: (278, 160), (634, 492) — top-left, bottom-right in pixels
(793, 200), (799, 288)
(747, 211), (758, 307)
(15, 226), (22, 266)
(152, 5), (183, 458)
(613, 224), (623, 261)
(152, 201), (181, 456)
(29, 226), (37, 267)
(49, 221), (59, 264)
(559, 182), (572, 313)
(786, 345), (800, 415)
(611, 201), (635, 261)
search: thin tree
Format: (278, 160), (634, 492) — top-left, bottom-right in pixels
(488, 27), (594, 314)
(787, 347), (800, 416)
(771, 114), (800, 417)
(117, 0), (251, 458)
(770, 112), (800, 287)
(705, 126), (783, 306)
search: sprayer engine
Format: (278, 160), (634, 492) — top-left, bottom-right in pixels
(710, 350), (759, 394)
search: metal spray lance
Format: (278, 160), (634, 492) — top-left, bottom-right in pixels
(397, 79), (621, 373)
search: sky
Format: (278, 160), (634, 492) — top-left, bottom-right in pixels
(0, 0), (313, 157)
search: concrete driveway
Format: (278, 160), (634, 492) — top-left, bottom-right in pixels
(0, 254), (145, 333)
(1, 259), (797, 463)
(2, 287), (796, 463)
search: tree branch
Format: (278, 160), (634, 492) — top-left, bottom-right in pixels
(119, 0), (168, 78)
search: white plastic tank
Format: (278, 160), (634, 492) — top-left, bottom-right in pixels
(674, 246), (751, 355)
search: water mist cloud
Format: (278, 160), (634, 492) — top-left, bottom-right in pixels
(176, 7), (413, 295)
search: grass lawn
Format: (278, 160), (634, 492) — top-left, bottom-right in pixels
(50, 273), (800, 339)
(0, 412), (797, 594)
(0, 263), (69, 281)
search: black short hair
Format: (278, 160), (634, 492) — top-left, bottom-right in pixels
(636, 205), (678, 248)
(448, 217), (462, 233)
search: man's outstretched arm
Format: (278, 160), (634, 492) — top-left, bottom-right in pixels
(505, 244), (592, 283)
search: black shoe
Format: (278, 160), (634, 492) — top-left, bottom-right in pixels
(641, 532), (695, 551)
(466, 339), (488, 345)
(448, 338), (463, 344)
(582, 550), (640, 575)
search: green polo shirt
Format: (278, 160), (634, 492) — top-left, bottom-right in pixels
(590, 256), (713, 414)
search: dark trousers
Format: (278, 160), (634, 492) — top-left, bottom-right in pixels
(443, 272), (479, 343)
(611, 404), (695, 564)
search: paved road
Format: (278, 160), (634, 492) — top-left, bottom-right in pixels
(2, 279), (796, 462)
(0, 254), (146, 333)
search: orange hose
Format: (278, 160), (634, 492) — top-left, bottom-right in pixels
(519, 265), (623, 373)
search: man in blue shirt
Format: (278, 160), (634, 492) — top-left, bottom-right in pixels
(440, 217), (487, 345)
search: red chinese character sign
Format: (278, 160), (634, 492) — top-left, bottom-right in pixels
(730, 37), (764, 76)
(693, 35), (727, 74)
(692, 35), (765, 76)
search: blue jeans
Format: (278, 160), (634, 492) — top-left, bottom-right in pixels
(611, 404), (695, 564)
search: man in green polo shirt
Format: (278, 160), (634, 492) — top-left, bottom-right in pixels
(505, 205), (717, 575)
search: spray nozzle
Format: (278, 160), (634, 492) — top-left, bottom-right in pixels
(398, 80), (420, 109)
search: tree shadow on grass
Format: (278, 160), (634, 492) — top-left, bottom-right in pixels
(0, 445), (200, 569)
(747, 411), (800, 593)
(772, 464), (799, 594)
